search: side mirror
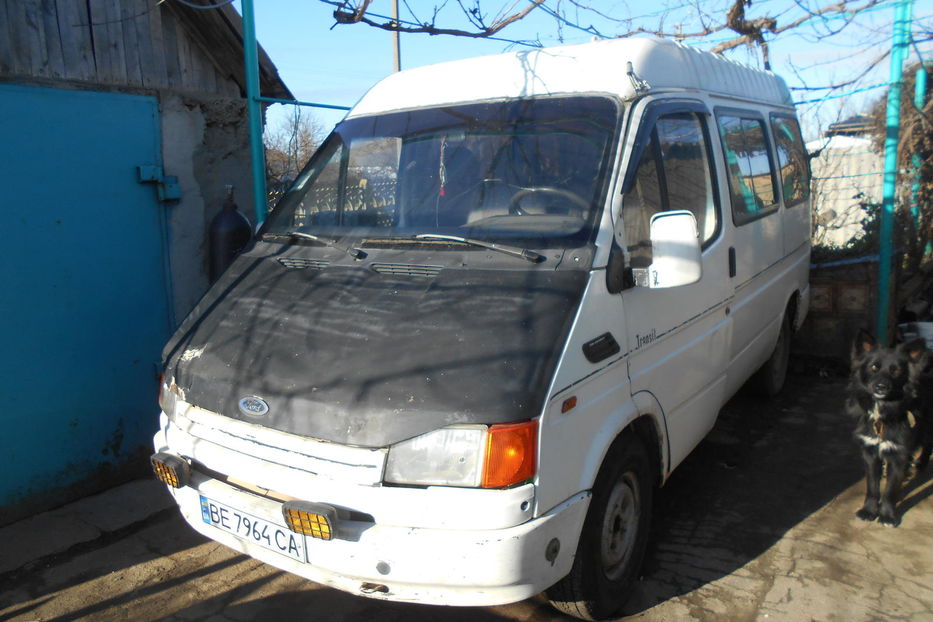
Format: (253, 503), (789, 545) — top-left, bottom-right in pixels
(606, 239), (627, 294)
(647, 210), (701, 288)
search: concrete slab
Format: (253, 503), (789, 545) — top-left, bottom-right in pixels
(66, 479), (174, 534)
(0, 479), (172, 575)
(0, 512), (100, 575)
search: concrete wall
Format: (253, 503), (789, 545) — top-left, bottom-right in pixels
(792, 260), (878, 365)
(161, 94), (255, 322)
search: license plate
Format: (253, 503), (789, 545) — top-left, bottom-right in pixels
(199, 495), (306, 562)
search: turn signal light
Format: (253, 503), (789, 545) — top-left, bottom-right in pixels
(151, 452), (190, 488)
(283, 501), (338, 541)
(482, 420), (538, 488)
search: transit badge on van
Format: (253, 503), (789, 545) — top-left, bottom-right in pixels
(238, 396), (269, 417)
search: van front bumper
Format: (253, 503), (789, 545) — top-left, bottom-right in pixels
(165, 473), (589, 607)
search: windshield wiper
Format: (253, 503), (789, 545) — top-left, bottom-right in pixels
(414, 234), (544, 263)
(263, 231), (367, 260)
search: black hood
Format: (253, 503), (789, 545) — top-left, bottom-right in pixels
(164, 247), (588, 447)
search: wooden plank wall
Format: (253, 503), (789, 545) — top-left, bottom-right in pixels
(0, 0), (242, 98)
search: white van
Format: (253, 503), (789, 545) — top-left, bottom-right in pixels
(152, 37), (810, 620)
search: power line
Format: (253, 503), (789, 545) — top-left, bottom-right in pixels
(795, 81), (891, 104)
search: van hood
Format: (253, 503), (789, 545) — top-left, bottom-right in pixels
(164, 251), (587, 448)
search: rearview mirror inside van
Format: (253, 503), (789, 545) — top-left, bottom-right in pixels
(647, 210), (702, 288)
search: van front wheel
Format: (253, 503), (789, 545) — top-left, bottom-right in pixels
(546, 435), (653, 621)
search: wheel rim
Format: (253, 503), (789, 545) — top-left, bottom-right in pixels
(600, 472), (640, 581)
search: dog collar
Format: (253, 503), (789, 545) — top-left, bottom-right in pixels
(870, 405), (918, 435)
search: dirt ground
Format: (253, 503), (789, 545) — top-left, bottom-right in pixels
(1, 372), (932, 622)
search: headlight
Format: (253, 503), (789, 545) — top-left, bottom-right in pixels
(158, 375), (180, 417)
(385, 425), (486, 487)
(384, 420), (538, 489)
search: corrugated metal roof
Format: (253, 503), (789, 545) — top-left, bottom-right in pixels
(825, 115), (874, 136)
(349, 37), (792, 117)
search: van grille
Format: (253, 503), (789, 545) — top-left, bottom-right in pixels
(278, 257), (330, 270)
(172, 406), (388, 487)
(370, 263), (443, 278)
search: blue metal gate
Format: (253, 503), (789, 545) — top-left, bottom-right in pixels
(0, 85), (174, 513)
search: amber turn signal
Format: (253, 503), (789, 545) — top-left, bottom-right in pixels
(482, 420), (538, 488)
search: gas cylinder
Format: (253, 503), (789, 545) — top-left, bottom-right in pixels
(208, 185), (252, 282)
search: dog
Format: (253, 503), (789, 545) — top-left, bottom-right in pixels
(847, 329), (932, 526)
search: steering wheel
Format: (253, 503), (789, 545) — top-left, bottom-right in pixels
(508, 187), (590, 216)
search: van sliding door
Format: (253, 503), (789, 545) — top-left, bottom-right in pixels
(715, 108), (786, 396)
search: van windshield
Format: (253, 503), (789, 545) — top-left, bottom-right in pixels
(264, 96), (619, 248)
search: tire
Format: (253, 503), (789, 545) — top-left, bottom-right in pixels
(546, 435), (654, 621)
(750, 311), (792, 397)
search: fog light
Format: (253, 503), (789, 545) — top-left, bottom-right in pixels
(282, 501), (338, 541)
(150, 452), (190, 488)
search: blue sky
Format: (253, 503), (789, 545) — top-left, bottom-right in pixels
(243, 0), (932, 139)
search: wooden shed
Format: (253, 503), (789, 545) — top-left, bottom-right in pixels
(0, 0), (292, 524)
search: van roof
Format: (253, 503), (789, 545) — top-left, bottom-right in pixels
(348, 36), (793, 118)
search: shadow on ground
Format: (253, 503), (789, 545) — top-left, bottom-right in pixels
(622, 373), (864, 615)
(169, 588), (568, 622)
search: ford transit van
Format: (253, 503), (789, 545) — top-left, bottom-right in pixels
(152, 36), (810, 620)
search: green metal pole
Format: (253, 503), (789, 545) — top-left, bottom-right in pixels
(911, 63), (927, 223)
(876, 0), (913, 341)
(913, 63), (929, 259)
(241, 0), (267, 226)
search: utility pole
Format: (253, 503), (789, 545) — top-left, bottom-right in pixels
(876, 0), (914, 340)
(392, 0), (401, 72)
(911, 62), (928, 234)
(241, 0), (267, 226)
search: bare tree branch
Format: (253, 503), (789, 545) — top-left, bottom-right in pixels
(788, 48), (889, 91)
(710, 0), (776, 62)
(324, 0), (546, 39)
(316, 0), (912, 83)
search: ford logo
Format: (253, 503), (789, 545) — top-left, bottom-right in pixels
(238, 396), (269, 417)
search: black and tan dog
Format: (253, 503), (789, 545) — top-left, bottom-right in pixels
(847, 330), (932, 526)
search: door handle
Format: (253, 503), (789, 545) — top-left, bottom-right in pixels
(728, 247), (736, 278)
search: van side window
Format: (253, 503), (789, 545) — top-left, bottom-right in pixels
(622, 129), (663, 267)
(769, 115), (810, 207)
(716, 115), (777, 223)
(289, 139), (344, 227)
(623, 112), (717, 267)
(283, 137), (403, 228)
